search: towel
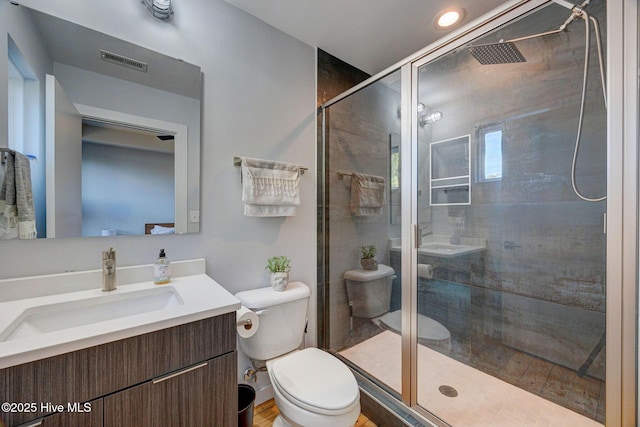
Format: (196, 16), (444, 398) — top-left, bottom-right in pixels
(240, 157), (301, 217)
(350, 172), (386, 217)
(0, 150), (36, 239)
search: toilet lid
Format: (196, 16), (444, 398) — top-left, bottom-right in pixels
(270, 348), (359, 415)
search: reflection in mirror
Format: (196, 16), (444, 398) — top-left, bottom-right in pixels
(1, 4), (201, 239)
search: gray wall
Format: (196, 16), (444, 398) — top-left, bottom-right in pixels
(0, 0), (316, 403)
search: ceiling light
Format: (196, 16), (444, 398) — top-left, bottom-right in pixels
(434, 7), (465, 30)
(144, 0), (173, 20)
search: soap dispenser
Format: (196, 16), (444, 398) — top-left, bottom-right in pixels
(154, 249), (171, 284)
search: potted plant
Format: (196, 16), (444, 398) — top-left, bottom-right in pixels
(266, 255), (291, 291)
(360, 245), (378, 271)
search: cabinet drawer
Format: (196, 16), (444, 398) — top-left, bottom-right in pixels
(104, 351), (237, 427)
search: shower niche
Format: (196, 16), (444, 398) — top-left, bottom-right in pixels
(430, 135), (470, 206)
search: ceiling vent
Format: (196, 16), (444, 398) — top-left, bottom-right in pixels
(100, 50), (148, 73)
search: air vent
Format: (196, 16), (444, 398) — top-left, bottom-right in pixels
(100, 50), (148, 73)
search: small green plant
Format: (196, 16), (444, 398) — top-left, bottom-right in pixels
(266, 255), (291, 273)
(360, 245), (377, 259)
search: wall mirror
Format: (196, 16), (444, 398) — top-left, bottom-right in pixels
(2, 4), (201, 239)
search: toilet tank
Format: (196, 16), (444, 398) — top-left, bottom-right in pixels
(235, 281), (310, 361)
(344, 264), (395, 318)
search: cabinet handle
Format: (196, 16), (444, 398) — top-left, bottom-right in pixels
(152, 362), (208, 384)
(22, 420), (43, 427)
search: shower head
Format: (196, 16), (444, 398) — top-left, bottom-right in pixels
(468, 41), (526, 65)
(468, 0), (588, 65)
(467, 27), (565, 65)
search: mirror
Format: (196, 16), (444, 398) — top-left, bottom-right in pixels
(2, 5), (201, 238)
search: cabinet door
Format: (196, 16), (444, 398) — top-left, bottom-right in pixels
(103, 352), (236, 427)
(40, 399), (103, 427)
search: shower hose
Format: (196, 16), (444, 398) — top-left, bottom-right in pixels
(571, 9), (607, 202)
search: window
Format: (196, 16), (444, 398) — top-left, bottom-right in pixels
(478, 124), (503, 181)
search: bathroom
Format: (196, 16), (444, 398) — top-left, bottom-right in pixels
(0, 0), (638, 426)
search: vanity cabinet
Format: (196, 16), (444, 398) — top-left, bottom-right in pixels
(0, 313), (236, 427)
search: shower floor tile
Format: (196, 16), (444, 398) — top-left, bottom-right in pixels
(340, 331), (604, 427)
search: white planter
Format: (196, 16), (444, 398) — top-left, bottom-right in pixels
(270, 272), (289, 292)
(360, 258), (378, 271)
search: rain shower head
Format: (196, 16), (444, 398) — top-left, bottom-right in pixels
(468, 42), (526, 65)
(467, 0), (590, 65)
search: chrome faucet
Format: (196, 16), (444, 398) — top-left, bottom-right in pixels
(102, 247), (117, 292)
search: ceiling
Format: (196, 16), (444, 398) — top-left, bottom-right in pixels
(223, 0), (510, 75)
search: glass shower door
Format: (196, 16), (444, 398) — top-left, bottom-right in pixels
(412, 1), (606, 425)
(325, 69), (405, 398)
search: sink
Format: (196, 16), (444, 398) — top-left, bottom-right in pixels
(1, 286), (183, 342)
(421, 243), (460, 251)
(419, 241), (485, 258)
(0, 260), (242, 369)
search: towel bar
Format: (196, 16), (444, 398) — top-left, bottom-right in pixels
(337, 171), (354, 179)
(233, 156), (308, 174)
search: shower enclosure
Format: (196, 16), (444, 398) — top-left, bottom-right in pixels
(319, 1), (619, 425)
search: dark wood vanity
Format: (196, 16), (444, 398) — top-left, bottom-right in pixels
(0, 313), (237, 426)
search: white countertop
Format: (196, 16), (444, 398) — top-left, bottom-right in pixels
(390, 235), (486, 258)
(0, 259), (240, 369)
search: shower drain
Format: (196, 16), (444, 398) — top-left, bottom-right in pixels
(438, 385), (458, 398)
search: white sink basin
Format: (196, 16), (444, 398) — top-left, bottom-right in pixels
(0, 259), (241, 369)
(419, 242), (485, 258)
(0, 286), (183, 342)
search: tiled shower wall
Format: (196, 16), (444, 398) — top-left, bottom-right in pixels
(415, 2), (606, 378)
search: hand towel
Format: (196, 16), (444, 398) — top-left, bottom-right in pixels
(240, 157), (301, 217)
(350, 172), (386, 217)
(0, 150), (36, 239)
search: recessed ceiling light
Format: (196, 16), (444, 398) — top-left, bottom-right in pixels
(434, 7), (466, 30)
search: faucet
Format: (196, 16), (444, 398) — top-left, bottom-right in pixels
(102, 247), (117, 292)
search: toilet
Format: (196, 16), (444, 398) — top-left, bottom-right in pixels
(235, 282), (361, 427)
(344, 265), (452, 352)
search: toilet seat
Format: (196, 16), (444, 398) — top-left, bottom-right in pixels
(269, 348), (359, 416)
(378, 310), (452, 352)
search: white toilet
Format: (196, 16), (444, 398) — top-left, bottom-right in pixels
(235, 282), (361, 427)
(344, 265), (452, 352)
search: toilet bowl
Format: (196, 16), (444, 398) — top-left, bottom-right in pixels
(267, 348), (360, 427)
(344, 266), (452, 352)
(235, 282), (361, 427)
(378, 309), (452, 353)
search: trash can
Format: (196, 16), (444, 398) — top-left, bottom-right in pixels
(238, 384), (256, 427)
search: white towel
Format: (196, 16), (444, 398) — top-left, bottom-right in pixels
(350, 172), (386, 217)
(240, 157), (301, 217)
(0, 151), (36, 239)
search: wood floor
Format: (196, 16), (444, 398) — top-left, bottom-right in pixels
(253, 398), (376, 427)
